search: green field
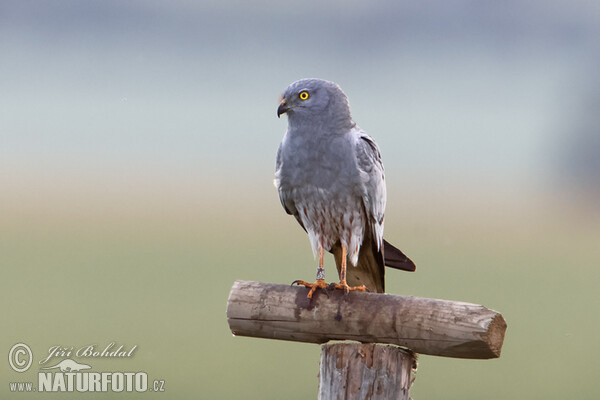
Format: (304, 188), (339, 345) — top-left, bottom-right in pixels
(2, 181), (598, 399)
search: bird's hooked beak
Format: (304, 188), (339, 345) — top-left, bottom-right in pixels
(277, 98), (290, 118)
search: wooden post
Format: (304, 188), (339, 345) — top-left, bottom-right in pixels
(227, 280), (507, 398)
(319, 343), (416, 400)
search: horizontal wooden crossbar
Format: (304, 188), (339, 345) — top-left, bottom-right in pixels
(227, 280), (506, 359)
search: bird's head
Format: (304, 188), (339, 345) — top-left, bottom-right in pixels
(277, 79), (352, 129)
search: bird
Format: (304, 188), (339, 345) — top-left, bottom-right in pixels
(274, 78), (416, 298)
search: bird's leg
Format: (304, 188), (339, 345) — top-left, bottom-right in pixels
(291, 247), (328, 298)
(333, 244), (366, 294)
(316, 246), (325, 280)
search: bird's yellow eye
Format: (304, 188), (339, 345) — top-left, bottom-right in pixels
(298, 91), (310, 100)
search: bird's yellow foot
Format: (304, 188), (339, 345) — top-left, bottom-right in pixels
(291, 279), (329, 298)
(331, 281), (367, 294)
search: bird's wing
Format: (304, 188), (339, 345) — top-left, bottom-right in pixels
(355, 130), (417, 273)
(331, 130), (387, 293)
(354, 131), (386, 249)
(275, 142), (293, 214)
(275, 142), (306, 231)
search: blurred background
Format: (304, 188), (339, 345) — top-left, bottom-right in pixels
(1, 1), (599, 398)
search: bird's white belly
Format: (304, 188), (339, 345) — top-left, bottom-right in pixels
(292, 185), (365, 266)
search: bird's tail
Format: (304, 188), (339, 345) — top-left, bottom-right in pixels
(383, 239), (416, 272)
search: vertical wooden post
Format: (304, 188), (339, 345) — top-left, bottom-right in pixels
(227, 281), (506, 397)
(319, 343), (416, 400)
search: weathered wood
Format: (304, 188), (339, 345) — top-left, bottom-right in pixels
(227, 280), (507, 359)
(319, 343), (416, 400)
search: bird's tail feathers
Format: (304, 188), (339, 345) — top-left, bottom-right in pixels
(383, 239), (416, 272)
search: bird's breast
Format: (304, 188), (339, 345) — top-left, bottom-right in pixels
(279, 131), (358, 190)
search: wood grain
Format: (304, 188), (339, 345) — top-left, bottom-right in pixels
(227, 280), (507, 359)
(319, 343), (416, 400)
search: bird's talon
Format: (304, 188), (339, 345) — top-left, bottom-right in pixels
(291, 279), (329, 298)
(332, 282), (366, 294)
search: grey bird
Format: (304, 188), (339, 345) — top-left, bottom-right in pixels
(275, 78), (415, 297)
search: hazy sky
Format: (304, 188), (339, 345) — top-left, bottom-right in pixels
(1, 1), (598, 193)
